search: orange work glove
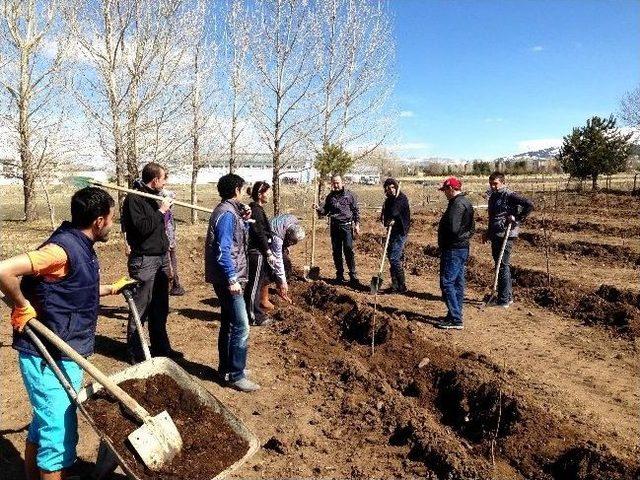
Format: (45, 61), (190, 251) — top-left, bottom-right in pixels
(11, 302), (37, 332)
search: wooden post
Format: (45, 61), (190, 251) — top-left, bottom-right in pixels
(633, 173), (637, 195)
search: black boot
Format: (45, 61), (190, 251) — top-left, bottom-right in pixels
(395, 269), (408, 293)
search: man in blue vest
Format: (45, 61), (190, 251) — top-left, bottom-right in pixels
(205, 173), (260, 393)
(0, 187), (135, 480)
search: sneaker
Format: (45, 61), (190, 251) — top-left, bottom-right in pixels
(436, 321), (464, 330)
(229, 377), (261, 392)
(348, 276), (361, 287)
(169, 286), (186, 296)
(489, 302), (511, 309)
(334, 276), (347, 285)
(253, 317), (275, 327)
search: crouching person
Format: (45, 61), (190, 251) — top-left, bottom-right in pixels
(204, 173), (260, 393)
(0, 187), (135, 480)
(263, 214), (306, 306)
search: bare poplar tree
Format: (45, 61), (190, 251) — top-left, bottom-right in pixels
(217, 0), (251, 174)
(0, 0), (69, 220)
(184, 0), (218, 223)
(334, 0), (395, 157)
(246, 0), (321, 213)
(69, 0), (191, 189)
(618, 84), (640, 128)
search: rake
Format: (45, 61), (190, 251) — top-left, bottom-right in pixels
(70, 177), (213, 213)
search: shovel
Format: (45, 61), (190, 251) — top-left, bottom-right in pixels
(484, 222), (512, 307)
(121, 282), (152, 361)
(25, 318), (183, 471)
(304, 180), (320, 281)
(370, 220), (395, 294)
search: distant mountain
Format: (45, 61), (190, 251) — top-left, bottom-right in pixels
(496, 146), (560, 163)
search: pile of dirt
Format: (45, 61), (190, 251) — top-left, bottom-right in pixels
(84, 374), (249, 480)
(271, 281), (640, 479)
(525, 218), (640, 237)
(357, 234), (640, 337)
(517, 232), (640, 266)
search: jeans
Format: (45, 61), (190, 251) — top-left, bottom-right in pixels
(127, 254), (171, 361)
(330, 222), (357, 279)
(387, 233), (407, 289)
(244, 251), (269, 325)
(491, 237), (514, 304)
(213, 283), (250, 382)
(439, 248), (469, 324)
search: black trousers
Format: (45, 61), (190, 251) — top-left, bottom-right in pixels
(244, 251), (269, 325)
(330, 222), (357, 279)
(127, 254), (171, 360)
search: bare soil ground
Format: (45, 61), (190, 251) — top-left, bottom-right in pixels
(1, 189), (639, 479)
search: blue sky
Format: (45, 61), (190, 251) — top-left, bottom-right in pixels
(390, 0), (640, 160)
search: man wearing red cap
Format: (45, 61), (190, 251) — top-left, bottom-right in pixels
(436, 177), (475, 329)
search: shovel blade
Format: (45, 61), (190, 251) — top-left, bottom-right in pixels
(370, 275), (383, 294)
(127, 410), (183, 471)
(303, 265), (320, 281)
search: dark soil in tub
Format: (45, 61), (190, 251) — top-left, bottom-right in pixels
(84, 374), (249, 480)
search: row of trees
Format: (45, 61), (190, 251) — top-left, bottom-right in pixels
(0, 0), (395, 220)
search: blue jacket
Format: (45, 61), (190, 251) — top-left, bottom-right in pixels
(13, 222), (100, 358)
(205, 199), (248, 286)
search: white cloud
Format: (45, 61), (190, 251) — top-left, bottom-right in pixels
(484, 117), (504, 123)
(389, 142), (432, 152)
(517, 138), (562, 152)
(399, 110), (415, 118)
(530, 45), (544, 52)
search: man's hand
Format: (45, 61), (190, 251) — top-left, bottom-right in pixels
(159, 197), (173, 214)
(229, 281), (242, 295)
(506, 215), (517, 226)
(110, 276), (138, 295)
(11, 302), (36, 332)
(266, 252), (278, 270)
(277, 283), (292, 303)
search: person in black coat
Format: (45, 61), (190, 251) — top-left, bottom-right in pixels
(436, 176), (475, 330)
(245, 181), (276, 326)
(380, 177), (410, 293)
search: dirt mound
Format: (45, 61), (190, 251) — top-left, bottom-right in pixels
(517, 232), (640, 266)
(357, 236), (640, 337)
(272, 281), (640, 479)
(550, 442), (638, 480)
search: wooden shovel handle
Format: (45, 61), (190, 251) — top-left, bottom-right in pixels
(90, 180), (213, 214)
(28, 319), (151, 423)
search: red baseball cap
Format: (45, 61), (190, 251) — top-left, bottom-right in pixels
(438, 176), (462, 191)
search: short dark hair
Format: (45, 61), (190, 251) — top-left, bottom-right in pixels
(71, 187), (115, 228)
(489, 171), (505, 183)
(141, 162), (166, 183)
(217, 173), (246, 200)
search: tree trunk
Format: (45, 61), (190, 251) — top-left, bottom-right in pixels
(591, 175), (598, 191)
(272, 151), (280, 215)
(190, 165), (199, 225)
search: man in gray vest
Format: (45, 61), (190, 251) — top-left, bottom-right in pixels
(205, 173), (260, 392)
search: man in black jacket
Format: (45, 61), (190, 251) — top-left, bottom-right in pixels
(314, 174), (361, 286)
(380, 178), (410, 293)
(121, 162), (182, 363)
(436, 177), (475, 330)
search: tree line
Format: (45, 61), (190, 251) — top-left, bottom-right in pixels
(0, 0), (395, 220)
